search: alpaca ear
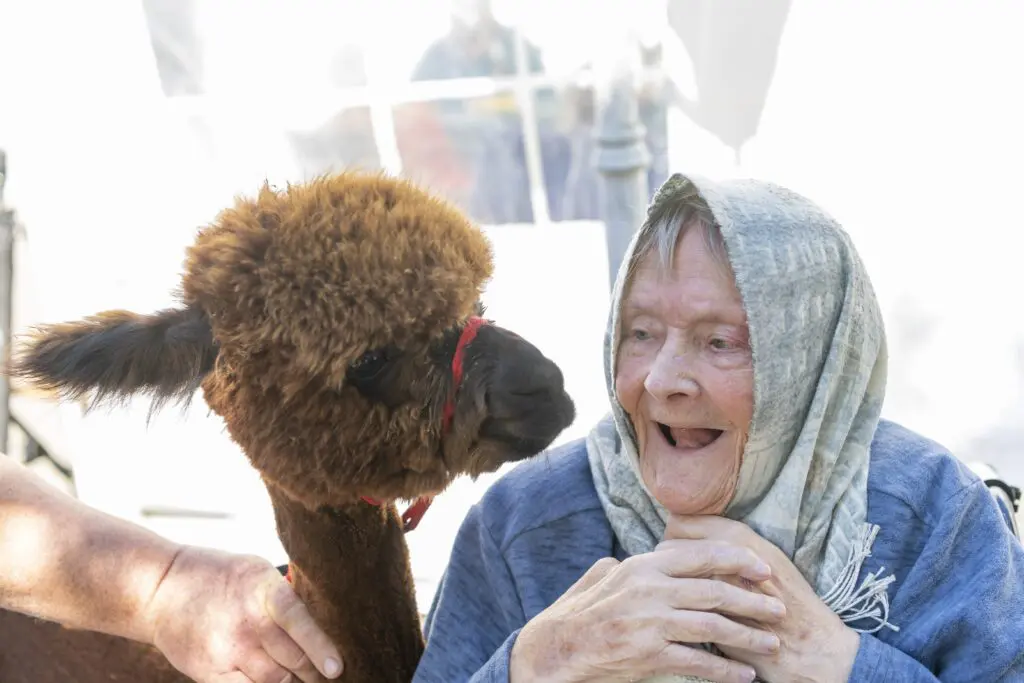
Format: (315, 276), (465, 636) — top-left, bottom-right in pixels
(6, 305), (218, 413)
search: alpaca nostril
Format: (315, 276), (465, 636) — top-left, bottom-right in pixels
(475, 332), (576, 457)
(472, 325), (570, 426)
(488, 361), (568, 422)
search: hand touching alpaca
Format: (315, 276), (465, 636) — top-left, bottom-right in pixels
(145, 547), (342, 683)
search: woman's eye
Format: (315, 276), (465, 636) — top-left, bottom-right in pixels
(709, 338), (733, 351)
(631, 329), (651, 342)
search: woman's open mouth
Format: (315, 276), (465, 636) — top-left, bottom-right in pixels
(657, 422), (724, 450)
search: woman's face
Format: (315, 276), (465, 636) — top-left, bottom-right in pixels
(616, 226), (754, 515)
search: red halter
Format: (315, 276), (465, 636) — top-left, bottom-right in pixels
(286, 317), (487, 584)
(368, 315), (486, 529)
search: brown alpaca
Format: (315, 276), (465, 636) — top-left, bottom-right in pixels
(0, 171), (576, 682)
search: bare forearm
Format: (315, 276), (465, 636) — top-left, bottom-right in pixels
(0, 455), (179, 643)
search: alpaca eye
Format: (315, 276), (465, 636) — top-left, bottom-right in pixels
(347, 347), (391, 382)
(345, 346), (406, 407)
(351, 350), (384, 368)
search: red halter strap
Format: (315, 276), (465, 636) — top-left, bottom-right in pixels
(442, 315), (486, 433)
(365, 316), (486, 530)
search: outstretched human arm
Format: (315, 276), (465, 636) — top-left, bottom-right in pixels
(1, 452), (177, 639)
(0, 454), (342, 682)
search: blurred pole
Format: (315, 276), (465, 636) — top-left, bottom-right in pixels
(594, 34), (650, 289)
(511, 25), (551, 225)
(0, 150), (14, 454)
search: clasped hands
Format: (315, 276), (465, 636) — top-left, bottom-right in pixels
(511, 515), (860, 683)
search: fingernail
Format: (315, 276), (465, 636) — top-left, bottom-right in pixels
(768, 598), (786, 617)
(324, 657), (342, 677)
(758, 633), (781, 653)
(755, 561), (772, 577)
(743, 666), (757, 683)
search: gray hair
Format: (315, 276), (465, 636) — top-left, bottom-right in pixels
(626, 183), (732, 284)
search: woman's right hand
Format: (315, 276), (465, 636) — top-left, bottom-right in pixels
(508, 539), (787, 683)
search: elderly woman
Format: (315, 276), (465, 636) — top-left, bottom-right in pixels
(411, 173), (1024, 683)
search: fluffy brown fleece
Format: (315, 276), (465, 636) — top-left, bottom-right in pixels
(187, 173), (494, 508)
(0, 170), (576, 682)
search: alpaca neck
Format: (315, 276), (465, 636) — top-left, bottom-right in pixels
(265, 484), (424, 682)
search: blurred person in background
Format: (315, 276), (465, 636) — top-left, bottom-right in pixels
(407, 0), (569, 225)
(412, 0), (545, 83)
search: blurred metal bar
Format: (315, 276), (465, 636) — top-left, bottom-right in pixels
(362, 25), (406, 178)
(594, 46), (651, 287)
(140, 505), (234, 520)
(511, 25), (551, 226)
(162, 68), (666, 125)
(0, 149), (14, 454)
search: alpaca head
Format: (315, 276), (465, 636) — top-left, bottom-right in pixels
(9, 172), (576, 510)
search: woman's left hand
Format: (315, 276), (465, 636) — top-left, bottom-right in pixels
(662, 515), (860, 683)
